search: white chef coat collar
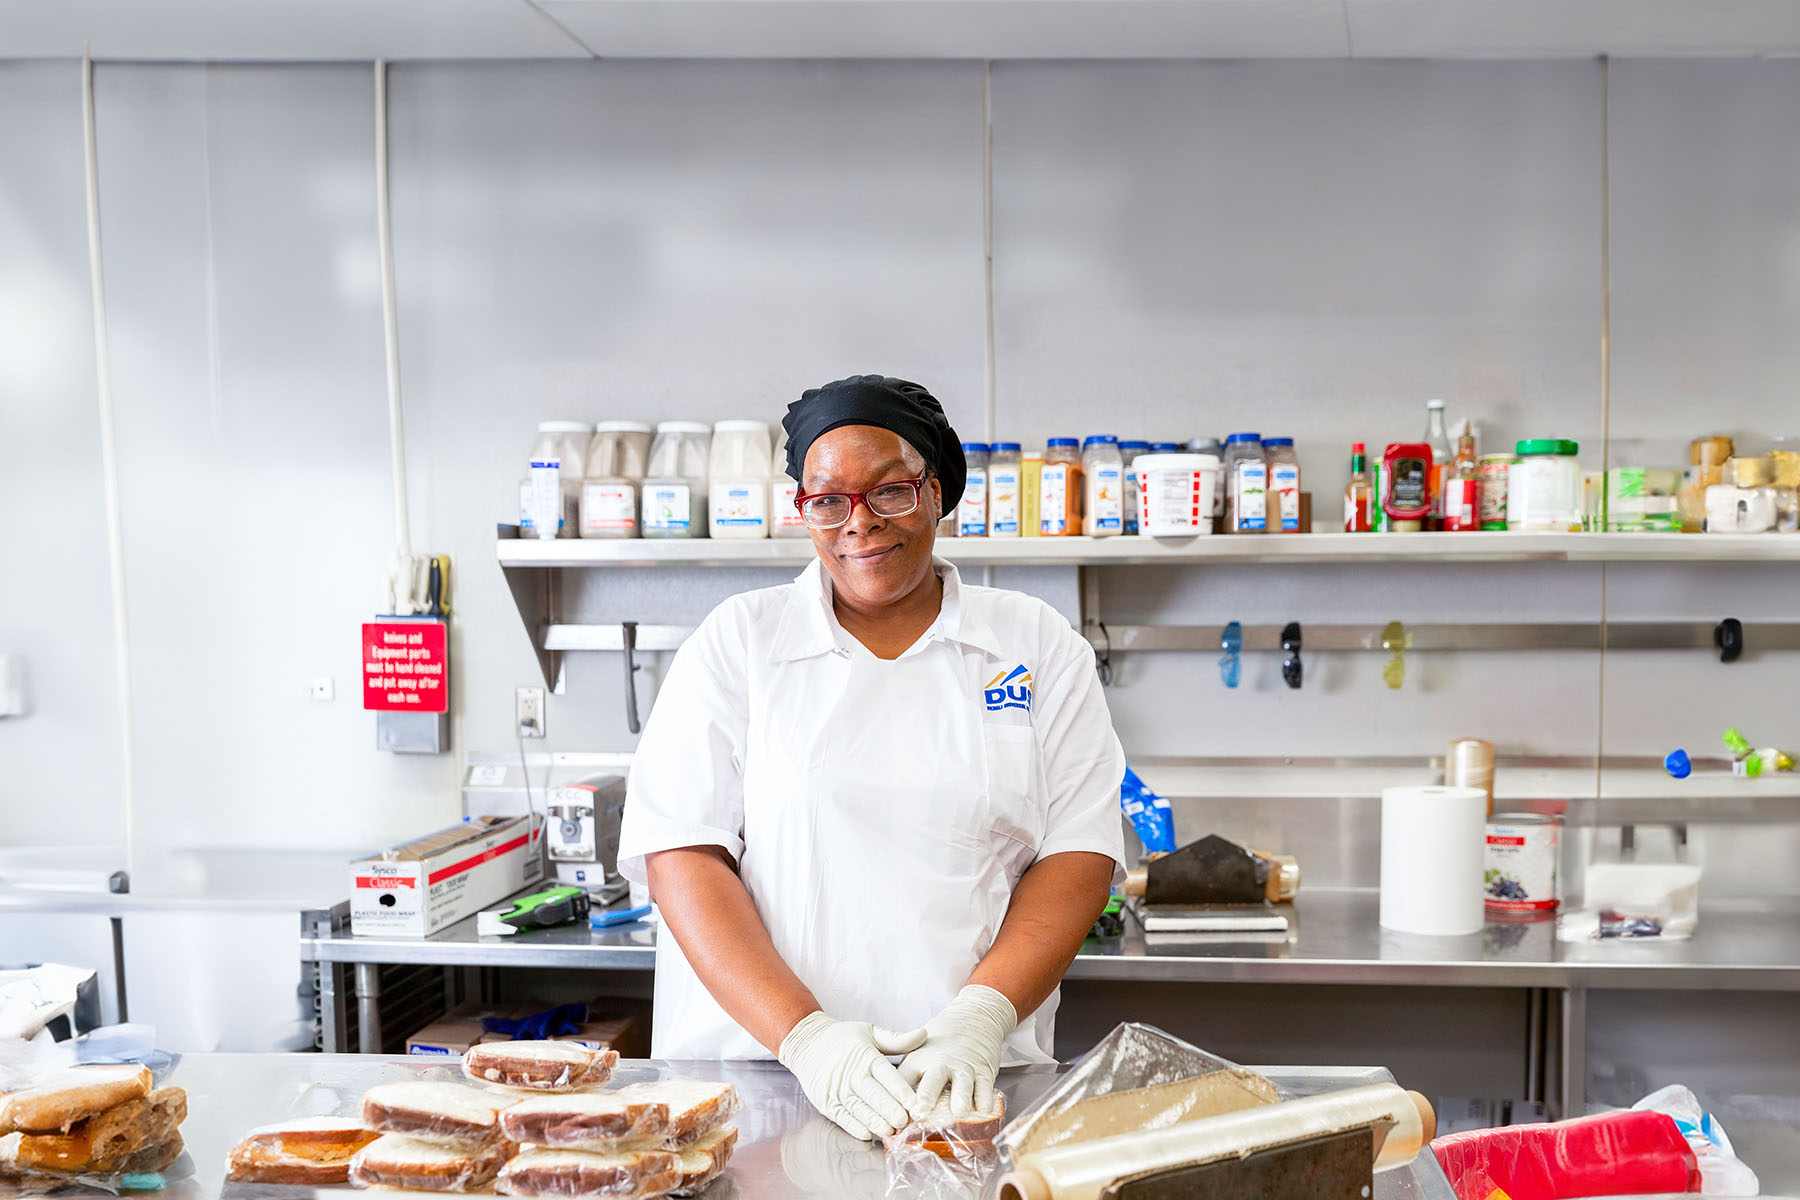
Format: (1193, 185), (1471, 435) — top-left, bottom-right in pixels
(769, 557), (1004, 663)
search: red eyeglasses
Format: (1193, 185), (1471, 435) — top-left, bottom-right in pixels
(793, 473), (930, 530)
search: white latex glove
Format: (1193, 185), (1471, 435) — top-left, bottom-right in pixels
(897, 984), (1018, 1118)
(777, 1011), (927, 1141)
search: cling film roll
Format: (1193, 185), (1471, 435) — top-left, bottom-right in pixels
(995, 1084), (1431, 1200)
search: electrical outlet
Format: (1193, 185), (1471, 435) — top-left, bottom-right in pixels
(516, 687), (546, 738)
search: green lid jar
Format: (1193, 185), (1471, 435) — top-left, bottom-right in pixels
(1516, 438), (1580, 457)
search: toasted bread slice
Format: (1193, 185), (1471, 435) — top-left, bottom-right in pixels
(463, 1041), (619, 1092)
(0, 1065), (153, 1134)
(891, 1091), (1006, 1147)
(668, 1125), (737, 1196)
(612, 1080), (738, 1148)
(11, 1086), (186, 1172)
(498, 1092), (670, 1150)
(225, 1116), (381, 1184)
(361, 1082), (509, 1149)
(497, 1147), (680, 1198)
(348, 1133), (509, 1192)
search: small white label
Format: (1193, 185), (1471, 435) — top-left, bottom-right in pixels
(990, 466), (1021, 535)
(710, 483), (768, 530)
(1040, 463), (1071, 535)
(1234, 461), (1267, 531)
(468, 764), (507, 786)
(1090, 464), (1123, 532)
(957, 467), (989, 536)
(1271, 462), (1300, 531)
(529, 459), (563, 537)
(642, 483), (692, 531)
(581, 481), (637, 534)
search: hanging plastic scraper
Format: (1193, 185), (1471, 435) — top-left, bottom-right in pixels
(1280, 621), (1303, 690)
(1381, 620), (1408, 690)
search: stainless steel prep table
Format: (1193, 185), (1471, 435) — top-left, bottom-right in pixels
(300, 890), (1800, 1118)
(156, 1054), (1458, 1198)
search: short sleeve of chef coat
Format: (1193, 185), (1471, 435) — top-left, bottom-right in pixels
(1023, 600), (1128, 882)
(616, 601), (751, 884)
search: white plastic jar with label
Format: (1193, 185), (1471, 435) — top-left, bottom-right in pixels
(579, 421), (653, 538)
(1134, 453), (1220, 536)
(1506, 439), (1582, 532)
(1263, 437), (1302, 533)
(957, 442), (990, 536)
(707, 420), (773, 539)
(520, 421), (593, 540)
(1081, 436), (1124, 537)
(769, 429), (808, 539)
(641, 421), (711, 539)
(1223, 433), (1267, 534)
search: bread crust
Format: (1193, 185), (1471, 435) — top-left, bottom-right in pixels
(225, 1118), (380, 1183)
(892, 1093), (1006, 1146)
(0, 1066), (153, 1134)
(612, 1081), (738, 1147)
(348, 1133), (509, 1191)
(361, 1082), (509, 1149)
(499, 1094), (670, 1149)
(462, 1042), (619, 1092)
(496, 1148), (680, 1198)
(669, 1125), (737, 1196)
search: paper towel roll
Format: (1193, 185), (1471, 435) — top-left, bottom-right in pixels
(1380, 785), (1487, 935)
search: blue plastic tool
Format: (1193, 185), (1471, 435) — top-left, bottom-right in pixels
(1219, 621), (1243, 689)
(590, 904), (652, 929)
(1663, 748), (1692, 780)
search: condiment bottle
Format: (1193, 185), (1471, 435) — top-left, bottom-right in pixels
(1424, 399), (1451, 531)
(1121, 441), (1151, 535)
(1020, 449), (1043, 538)
(1344, 442), (1373, 532)
(1081, 436), (1124, 537)
(1442, 420), (1480, 532)
(1223, 433), (1267, 534)
(988, 443), (1022, 537)
(1382, 442), (1433, 531)
(1264, 437), (1302, 533)
(956, 442), (990, 537)
(1039, 439), (1083, 536)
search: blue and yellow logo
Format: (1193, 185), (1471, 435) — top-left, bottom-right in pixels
(985, 665), (1033, 713)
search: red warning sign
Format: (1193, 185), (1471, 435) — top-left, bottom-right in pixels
(362, 619), (449, 713)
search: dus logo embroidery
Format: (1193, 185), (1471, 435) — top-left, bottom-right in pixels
(984, 665), (1033, 713)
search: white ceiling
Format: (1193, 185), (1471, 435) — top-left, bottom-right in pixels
(5, 0), (1800, 60)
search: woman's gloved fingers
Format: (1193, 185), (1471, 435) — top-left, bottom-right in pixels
(841, 1094), (891, 1141)
(911, 1064), (950, 1116)
(868, 1053), (923, 1114)
(897, 1058), (924, 1089)
(975, 1074), (996, 1116)
(870, 1025), (929, 1056)
(949, 1070), (975, 1118)
(850, 1070), (910, 1134)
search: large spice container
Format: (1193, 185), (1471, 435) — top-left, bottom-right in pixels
(1040, 439), (1083, 536)
(1506, 439), (1582, 532)
(1223, 433), (1267, 534)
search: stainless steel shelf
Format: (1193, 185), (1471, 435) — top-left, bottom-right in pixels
(498, 531), (1800, 569)
(300, 890), (1800, 992)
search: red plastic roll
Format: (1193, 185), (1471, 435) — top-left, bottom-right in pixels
(1431, 1109), (1700, 1200)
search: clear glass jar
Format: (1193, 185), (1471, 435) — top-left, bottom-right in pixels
(1263, 437), (1302, 533)
(579, 421), (653, 539)
(521, 420), (592, 540)
(1506, 439), (1582, 532)
(1222, 433), (1267, 534)
(708, 420), (773, 539)
(957, 443), (990, 537)
(642, 421), (711, 539)
(988, 443), (1022, 537)
(1040, 439), (1082, 536)
(1081, 436), (1124, 537)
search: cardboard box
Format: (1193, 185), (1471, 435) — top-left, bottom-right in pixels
(352, 814), (543, 938)
(406, 1006), (530, 1056)
(557, 1004), (651, 1060)
(405, 999), (650, 1059)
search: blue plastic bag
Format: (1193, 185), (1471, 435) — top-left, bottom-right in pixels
(1120, 767), (1177, 855)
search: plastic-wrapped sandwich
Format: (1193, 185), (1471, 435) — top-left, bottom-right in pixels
(668, 1125), (738, 1196)
(0, 1065), (153, 1134)
(348, 1132), (511, 1192)
(463, 1040), (620, 1092)
(888, 1093), (1006, 1159)
(612, 1080), (738, 1149)
(496, 1147), (679, 1198)
(499, 1092), (671, 1151)
(225, 1116), (381, 1185)
(361, 1082), (512, 1149)
(0, 1067), (186, 1180)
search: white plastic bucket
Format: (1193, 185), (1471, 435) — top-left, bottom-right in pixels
(1133, 453), (1220, 536)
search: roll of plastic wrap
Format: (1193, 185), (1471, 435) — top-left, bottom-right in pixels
(996, 1084), (1432, 1200)
(1380, 785), (1486, 935)
(1447, 738), (1495, 815)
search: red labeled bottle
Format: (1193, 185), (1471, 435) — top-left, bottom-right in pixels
(1383, 442), (1433, 532)
(1442, 420), (1481, 532)
(1344, 442), (1373, 532)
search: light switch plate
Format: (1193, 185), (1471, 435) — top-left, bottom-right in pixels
(516, 687), (545, 738)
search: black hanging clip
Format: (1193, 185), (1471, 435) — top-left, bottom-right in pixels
(623, 621), (643, 733)
(1714, 617), (1744, 664)
(1280, 621), (1303, 690)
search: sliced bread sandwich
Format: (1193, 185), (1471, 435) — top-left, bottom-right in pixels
(611, 1080), (738, 1149)
(361, 1082), (510, 1149)
(498, 1092), (671, 1151)
(348, 1132), (510, 1191)
(0, 1065), (153, 1134)
(496, 1147), (679, 1198)
(668, 1125), (738, 1196)
(463, 1041), (619, 1092)
(226, 1116), (381, 1185)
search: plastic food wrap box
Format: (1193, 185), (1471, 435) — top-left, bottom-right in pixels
(351, 814), (544, 938)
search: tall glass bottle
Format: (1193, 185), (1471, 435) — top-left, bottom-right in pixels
(1424, 399), (1451, 531)
(1344, 442), (1373, 532)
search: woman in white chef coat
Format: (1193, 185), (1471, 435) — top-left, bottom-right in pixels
(616, 375), (1125, 1142)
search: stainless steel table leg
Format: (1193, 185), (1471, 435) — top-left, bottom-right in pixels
(1559, 986), (1587, 1119)
(356, 962), (383, 1055)
(1526, 987), (1546, 1104)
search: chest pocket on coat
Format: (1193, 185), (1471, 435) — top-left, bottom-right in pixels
(981, 723), (1044, 876)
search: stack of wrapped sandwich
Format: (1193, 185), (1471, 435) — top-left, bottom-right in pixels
(223, 1039), (739, 1196)
(0, 1064), (188, 1183)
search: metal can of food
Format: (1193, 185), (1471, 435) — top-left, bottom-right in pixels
(1485, 813), (1559, 915)
(1478, 454), (1512, 531)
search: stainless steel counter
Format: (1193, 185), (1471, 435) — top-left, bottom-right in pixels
(300, 890), (1800, 993)
(141, 1053), (1456, 1198)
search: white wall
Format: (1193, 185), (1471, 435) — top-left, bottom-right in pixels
(2, 57), (1799, 860)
